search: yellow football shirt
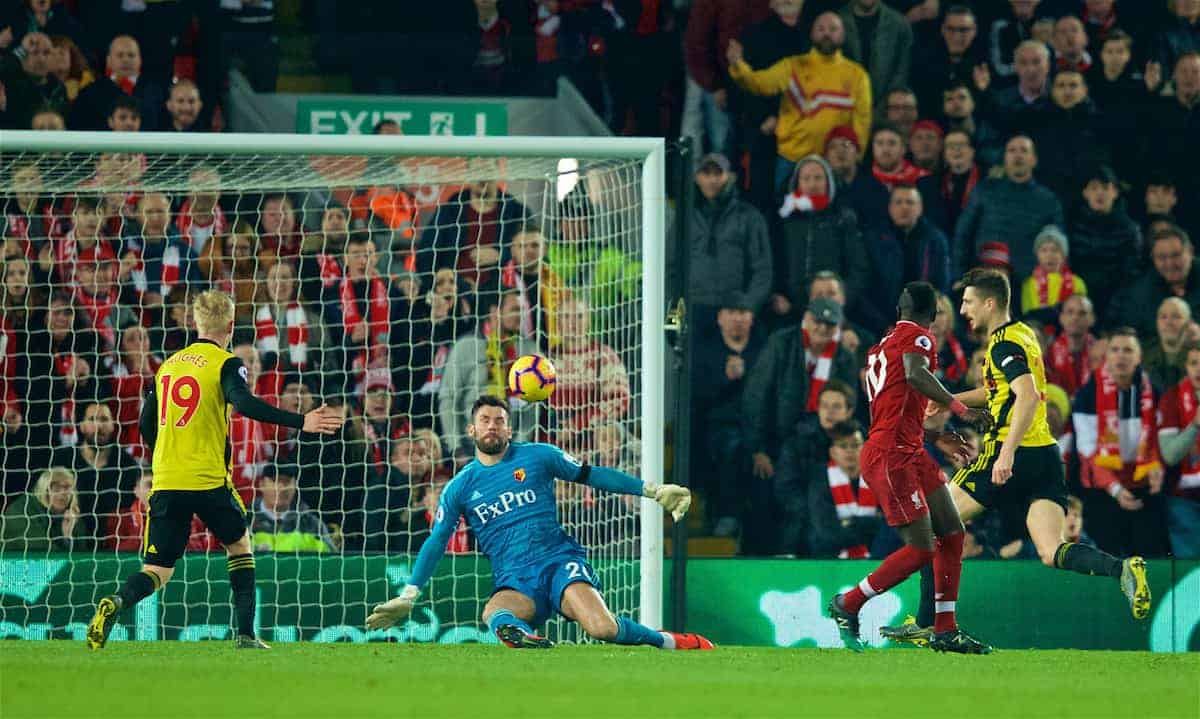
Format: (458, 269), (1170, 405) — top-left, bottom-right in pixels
(982, 320), (1056, 448)
(151, 341), (237, 491)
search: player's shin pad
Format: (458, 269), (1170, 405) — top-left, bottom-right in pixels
(643, 483), (692, 521)
(366, 585), (420, 630)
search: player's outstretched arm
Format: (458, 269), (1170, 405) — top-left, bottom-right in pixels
(584, 466), (692, 522)
(366, 483), (462, 630)
(953, 387), (988, 408)
(903, 352), (994, 432)
(219, 358), (344, 434)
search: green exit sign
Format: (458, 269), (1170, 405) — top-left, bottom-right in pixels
(296, 100), (508, 136)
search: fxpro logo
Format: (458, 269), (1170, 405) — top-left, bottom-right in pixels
(471, 489), (538, 525)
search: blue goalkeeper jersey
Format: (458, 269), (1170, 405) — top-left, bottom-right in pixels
(407, 442), (593, 588)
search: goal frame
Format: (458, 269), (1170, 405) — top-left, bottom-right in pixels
(0, 129), (667, 631)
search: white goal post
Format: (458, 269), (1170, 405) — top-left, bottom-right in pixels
(0, 130), (665, 639)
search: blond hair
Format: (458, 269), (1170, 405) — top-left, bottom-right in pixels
(412, 428), (444, 464)
(192, 289), (235, 335)
(34, 467), (78, 513)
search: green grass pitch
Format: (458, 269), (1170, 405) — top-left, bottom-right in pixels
(2, 642), (1197, 718)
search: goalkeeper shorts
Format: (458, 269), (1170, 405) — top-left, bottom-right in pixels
(493, 552), (602, 627)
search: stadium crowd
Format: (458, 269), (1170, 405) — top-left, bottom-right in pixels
(0, 0), (1198, 564)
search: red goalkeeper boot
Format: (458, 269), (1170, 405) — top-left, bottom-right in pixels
(662, 632), (715, 650)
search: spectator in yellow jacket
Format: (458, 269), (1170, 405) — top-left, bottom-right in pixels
(727, 12), (872, 194)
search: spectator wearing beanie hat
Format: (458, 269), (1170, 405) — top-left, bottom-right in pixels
(1021, 225), (1088, 325)
(823, 125), (861, 188)
(978, 241), (1012, 275)
(773, 155), (870, 323)
(908, 120), (944, 173)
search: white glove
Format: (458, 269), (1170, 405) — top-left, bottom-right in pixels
(366, 584), (420, 630)
(643, 483), (692, 521)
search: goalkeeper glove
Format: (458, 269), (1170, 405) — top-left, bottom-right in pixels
(366, 584), (420, 630)
(643, 483), (692, 521)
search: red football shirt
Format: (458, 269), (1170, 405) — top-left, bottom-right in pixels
(864, 320), (938, 453)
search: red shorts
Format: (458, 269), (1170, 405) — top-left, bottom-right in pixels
(860, 442), (947, 527)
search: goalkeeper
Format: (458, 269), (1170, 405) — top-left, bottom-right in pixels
(367, 395), (713, 650)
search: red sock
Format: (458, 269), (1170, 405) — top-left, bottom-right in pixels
(933, 532), (964, 633)
(842, 545), (935, 614)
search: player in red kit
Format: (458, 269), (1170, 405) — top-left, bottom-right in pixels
(827, 282), (994, 653)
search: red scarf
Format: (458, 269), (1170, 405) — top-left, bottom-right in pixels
(872, 161), (930, 190)
(427, 509), (472, 553)
(827, 461), (876, 558)
(230, 412), (269, 505)
(56, 233), (115, 284)
(1033, 265), (1077, 307)
(535, 1), (561, 62)
(54, 353), (79, 446)
(73, 286), (119, 349)
(127, 242), (182, 297)
(255, 303), (310, 368)
(111, 353), (161, 462)
(1048, 332), (1095, 396)
(107, 71), (136, 95)
(941, 334), (968, 383)
(804, 329), (838, 412)
(340, 276), (390, 373)
(363, 417), (412, 475)
(0, 316), (17, 414)
(175, 200), (227, 254)
(1094, 366), (1159, 482)
(778, 192), (831, 218)
(316, 253), (343, 288)
(1173, 378), (1200, 491)
(941, 164), (979, 209)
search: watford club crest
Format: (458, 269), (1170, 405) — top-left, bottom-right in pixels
(513, 468), (526, 483)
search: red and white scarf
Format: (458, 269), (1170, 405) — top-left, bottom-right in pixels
(127, 241), (183, 297)
(778, 192), (830, 219)
(255, 304), (310, 367)
(107, 71), (137, 95)
(535, 1), (562, 62)
(804, 329), (838, 412)
(1033, 265), (1078, 307)
(501, 259), (538, 339)
(1048, 332), (1095, 396)
(872, 161), (930, 190)
(73, 286), (119, 349)
(827, 462), (876, 558)
(1094, 366), (1159, 482)
(340, 276), (390, 373)
(175, 200), (227, 254)
(1172, 378), (1200, 491)
(941, 334), (968, 383)
(316, 253), (343, 288)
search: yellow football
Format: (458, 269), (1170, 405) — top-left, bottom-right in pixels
(508, 354), (557, 402)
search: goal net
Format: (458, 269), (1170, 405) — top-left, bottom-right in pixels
(0, 131), (666, 644)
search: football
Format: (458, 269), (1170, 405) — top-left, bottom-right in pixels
(508, 354), (557, 402)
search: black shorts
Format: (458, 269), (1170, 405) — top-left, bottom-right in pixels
(144, 485), (249, 568)
(951, 442), (1069, 523)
